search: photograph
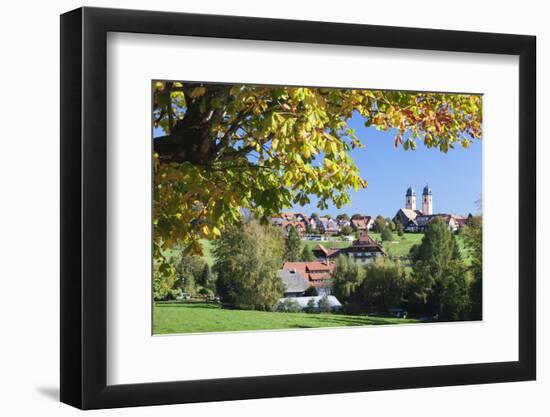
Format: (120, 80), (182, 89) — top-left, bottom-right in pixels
(152, 81), (483, 335)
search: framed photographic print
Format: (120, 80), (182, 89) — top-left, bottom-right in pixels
(60, 6), (536, 410)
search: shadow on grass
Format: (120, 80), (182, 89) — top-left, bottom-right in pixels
(307, 314), (406, 326)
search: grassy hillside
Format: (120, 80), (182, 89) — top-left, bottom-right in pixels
(162, 239), (215, 266)
(371, 232), (425, 258)
(154, 302), (419, 334)
(302, 232), (425, 259)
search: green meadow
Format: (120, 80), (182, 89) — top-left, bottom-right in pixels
(153, 302), (419, 334)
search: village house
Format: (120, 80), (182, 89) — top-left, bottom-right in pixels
(281, 261), (335, 296)
(280, 212), (308, 223)
(317, 217), (340, 235)
(277, 269), (309, 297)
(311, 231), (385, 264)
(336, 218), (351, 228)
(350, 215), (374, 232)
(345, 232), (386, 263)
(414, 214), (460, 233)
(271, 212), (309, 236)
(311, 244), (341, 260)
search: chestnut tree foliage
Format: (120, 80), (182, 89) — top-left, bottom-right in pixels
(153, 81), (482, 272)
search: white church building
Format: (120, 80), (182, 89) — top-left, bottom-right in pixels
(394, 185), (464, 233)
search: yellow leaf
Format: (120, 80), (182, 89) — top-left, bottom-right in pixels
(189, 87), (206, 98)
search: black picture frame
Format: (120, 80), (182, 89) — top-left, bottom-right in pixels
(60, 6), (536, 410)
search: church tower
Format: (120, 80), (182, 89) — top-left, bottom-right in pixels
(422, 185), (433, 215)
(405, 186), (416, 210)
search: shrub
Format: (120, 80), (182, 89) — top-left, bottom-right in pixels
(305, 298), (317, 313)
(381, 228), (394, 241)
(318, 295), (332, 313)
(340, 225), (353, 236)
(396, 222), (404, 236)
(197, 287), (215, 299)
(274, 298), (302, 313)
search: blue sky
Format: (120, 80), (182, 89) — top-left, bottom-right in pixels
(290, 113), (482, 218)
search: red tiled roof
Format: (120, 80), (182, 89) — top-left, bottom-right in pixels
(353, 232), (380, 247)
(281, 221), (306, 230)
(351, 216), (372, 229)
(282, 261), (335, 286)
(453, 216), (468, 226)
(312, 244), (342, 258)
(279, 212), (309, 222)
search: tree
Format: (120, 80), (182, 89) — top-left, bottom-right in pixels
(381, 228), (394, 242)
(318, 296), (332, 313)
(301, 245), (316, 261)
(175, 255), (207, 296)
(360, 258), (407, 312)
(461, 215), (482, 320)
(310, 212), (320, 221)
(372, 215), (387, 233)
(385, 218), (396, 231)
(213, 221), (284, 310)
(351, 213), (363, 220)
(336, 213), (350, 221)
(332, 255), (366, 305)
(413, 218), (460, 265)
(340, 225), (353, 236)
(407, 217), (469, 319)
(152, 82), (482, 268)
(396, 222), (404, 236)
(408, 243), (419, 259)
(197, 263), (216, 292)
(283, 226), (302, 262)
(439, 261), (471, 321)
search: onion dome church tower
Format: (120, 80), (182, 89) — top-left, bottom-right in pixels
(405, 186), (416, 210)
(422, 185), (433, 215)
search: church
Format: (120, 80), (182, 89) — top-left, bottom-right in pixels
(394, 186), (463, 233)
